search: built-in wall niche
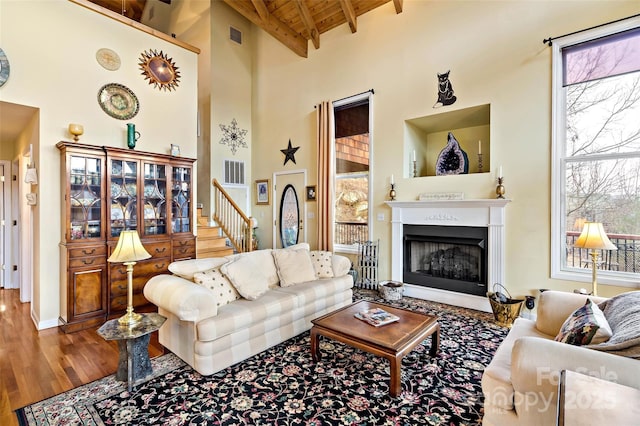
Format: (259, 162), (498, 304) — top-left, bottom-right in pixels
(405, 104), (490, 177)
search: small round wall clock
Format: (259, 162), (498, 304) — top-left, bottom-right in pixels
(0, 48), (10, 87)
(138, 49), (180, 92)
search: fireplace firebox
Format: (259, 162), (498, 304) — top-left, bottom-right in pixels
(403, 224), (488, 296)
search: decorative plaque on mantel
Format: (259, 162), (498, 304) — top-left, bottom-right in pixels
(418, 192), (464, 201)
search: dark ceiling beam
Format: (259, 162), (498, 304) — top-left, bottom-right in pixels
(222, 0), (307, 57)
(294, 0), (320, 49)
(338, 0), (357, 33)
(392, 0), (403, 14)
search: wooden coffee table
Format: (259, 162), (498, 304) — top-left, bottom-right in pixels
(310, 300), (440, 397)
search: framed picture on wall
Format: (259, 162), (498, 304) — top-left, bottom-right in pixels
(306, 185), (316, 201)
(256, 179), (270, 205)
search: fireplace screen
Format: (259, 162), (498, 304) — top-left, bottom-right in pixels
(403, 225), (488, 296)
(409, 241), (480, 282)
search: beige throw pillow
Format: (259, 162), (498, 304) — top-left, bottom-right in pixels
(221, 255), (270, 300)
(310, 251), (334, 278)
(193, 267), (240, 307)
(272, 248), (317, 287)
(229, 250), (280, 289)
(168, 257), (230, 281)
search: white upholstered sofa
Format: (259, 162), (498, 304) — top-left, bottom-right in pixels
(482, 290), (640, 425)
(144, 244), (354, 376)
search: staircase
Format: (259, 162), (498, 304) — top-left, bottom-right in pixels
(196, 207), (234, 258)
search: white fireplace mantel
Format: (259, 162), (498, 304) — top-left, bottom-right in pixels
(385, 199), (511, 312)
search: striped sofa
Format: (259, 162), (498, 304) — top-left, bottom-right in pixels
(144, 246), (354, 376)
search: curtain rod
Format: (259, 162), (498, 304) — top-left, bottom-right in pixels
(314, 89), (374, 108)
(543, 13), (640, 46)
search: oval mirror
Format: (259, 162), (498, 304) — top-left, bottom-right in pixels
(279, 184), (299, 248)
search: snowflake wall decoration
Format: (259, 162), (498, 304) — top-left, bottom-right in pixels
(219, 118), (248, 155)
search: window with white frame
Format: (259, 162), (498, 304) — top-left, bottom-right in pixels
(333, 93), (372, 252)
(551, 18), (640, 287)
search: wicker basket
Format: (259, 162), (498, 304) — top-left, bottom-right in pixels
(379, 281), (404, 301)
(487, 283), (523, 328)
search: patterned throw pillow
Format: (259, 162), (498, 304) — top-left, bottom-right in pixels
(193, 267), (241, 307)
(310, 251), (334, 278)
(555, 299), (612, 346)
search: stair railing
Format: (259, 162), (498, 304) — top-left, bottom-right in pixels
(212, 178), (254, 253)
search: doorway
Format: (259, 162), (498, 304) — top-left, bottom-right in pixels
(0, 160), (10, 289)
(272, 170), (307, 249)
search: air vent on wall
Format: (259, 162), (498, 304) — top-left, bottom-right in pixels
(224, 160), (245, 185)
(230, 26), (242, 44)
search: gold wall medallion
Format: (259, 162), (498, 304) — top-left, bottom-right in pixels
(138, 49), (180, 92)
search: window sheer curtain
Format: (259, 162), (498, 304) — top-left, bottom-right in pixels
(316, 101), (335, 251)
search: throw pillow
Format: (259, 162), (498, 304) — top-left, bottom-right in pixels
(555, 299), (612, 346)
(310, 251), (334, 278)
(220, 255), (270, 300)
(228, 250), (280, 289)
(272, 248), (317, 287)
(193, 267), (240, 307)
(587, 291), (640, 358)
(285, 242), (310, 251)
(168, 257), (230, 281)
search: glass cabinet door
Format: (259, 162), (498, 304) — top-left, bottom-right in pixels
(69, 155), (102, 240)
(110, 159), (138, 238)
(171, 166), (191, 233)
(143, 162), (167, 236)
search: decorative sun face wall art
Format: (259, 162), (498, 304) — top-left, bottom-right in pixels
(138, 49), (180, 92)
(219, 118), (248, 154)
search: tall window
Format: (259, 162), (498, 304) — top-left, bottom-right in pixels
(551, 19), (640, 287)
(333, 93), (372, 251)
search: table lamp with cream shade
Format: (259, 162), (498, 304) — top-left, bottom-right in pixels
(573, 222), (617, 296)
(108, 230), (151, 325)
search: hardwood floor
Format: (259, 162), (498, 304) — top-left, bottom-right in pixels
(0, 288), (164, 426)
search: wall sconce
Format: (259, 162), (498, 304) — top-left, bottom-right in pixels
(68, 123), (84, 142)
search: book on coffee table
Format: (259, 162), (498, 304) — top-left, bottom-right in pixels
(354, 307), (400, 327)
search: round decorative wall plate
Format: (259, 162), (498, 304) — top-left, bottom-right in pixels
(97, 83), (139, 120)
(0, 48), (10, 87)
(96, 48), (121, 71)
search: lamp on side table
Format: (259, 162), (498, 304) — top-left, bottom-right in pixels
(108, 230), (151, 326)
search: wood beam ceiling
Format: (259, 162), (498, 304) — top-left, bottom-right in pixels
(222, 0), (308, 58)
(294, 0), (320, 50)
(393, 0), (403, 14)
(222, 0), (403, 58)
(338, 0), (357, 33)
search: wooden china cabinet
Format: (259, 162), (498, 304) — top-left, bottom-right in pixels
(57, 142), (196, 332)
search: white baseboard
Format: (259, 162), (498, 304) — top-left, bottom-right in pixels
(403, 283), (492, 313)
(31, 310), (59, 330)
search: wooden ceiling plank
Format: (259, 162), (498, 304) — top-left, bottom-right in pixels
(338, 0), (357, 33)
(251, 0), (270, 22)
(392, 0), (403, 14)
(222, 0), (307, 57)
(294, 1), (320, 49)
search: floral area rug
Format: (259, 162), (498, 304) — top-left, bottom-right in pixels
(16, 289), (508, 425)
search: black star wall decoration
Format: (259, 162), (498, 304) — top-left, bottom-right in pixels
(281, 139), (300, 165)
